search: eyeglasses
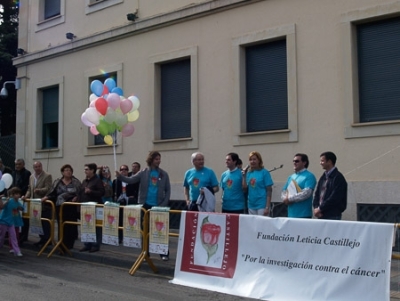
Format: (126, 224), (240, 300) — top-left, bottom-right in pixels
(84, 168), (89, 171)
(120, 168), (128, 171)
(293, 160), (300, 163)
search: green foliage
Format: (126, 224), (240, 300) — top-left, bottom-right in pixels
(0, 0), (18, 135)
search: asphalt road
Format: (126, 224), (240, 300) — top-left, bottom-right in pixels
(0, 249), (253, 301)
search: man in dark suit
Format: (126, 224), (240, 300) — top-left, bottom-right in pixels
(313, 152), (347, 220)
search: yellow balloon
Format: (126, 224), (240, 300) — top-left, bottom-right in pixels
(127, 110), (139, 122)
(104, 135), (113, 145)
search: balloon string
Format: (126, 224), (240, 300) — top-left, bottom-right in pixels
(113, 132), (117, 171)
(344, 143), (400, 176)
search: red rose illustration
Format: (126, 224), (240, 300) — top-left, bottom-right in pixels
(227, 179), (233, 188)
(193, 178), (200, 187)
(128, 216), (136, 226)
(107, 215), (115, 225)
(33, 209), (39, 218)
(200, 216), (221, 263)
(84, 213), (92, 223)
(155, 221), (164, 231)
(250, 178), (256, 187)
(151, 176), (157, 185)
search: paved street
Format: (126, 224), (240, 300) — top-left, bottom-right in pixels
(0, 247), (252, 301)
(1, 232), (399, 300)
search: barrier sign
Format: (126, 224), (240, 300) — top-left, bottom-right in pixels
(29, 199), (43, 235)
(172, 212), (394, 301)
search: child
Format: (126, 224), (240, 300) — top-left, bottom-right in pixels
(0, 187), (24, 256)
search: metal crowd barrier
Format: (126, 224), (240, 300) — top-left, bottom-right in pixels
(23, 199), (59, 256)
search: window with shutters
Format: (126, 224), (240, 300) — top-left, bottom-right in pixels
(149, 46), (199, 151)
(33, 77), (64, 159)
(86, 0), (124, 15)
(160, 59), (191, 140)
(343, 7), (400, 138)
(42, 86), (59, 149)
(44, 0), (60, 19)
(37, 0), (65, 31)
(232, 24), (298, 145)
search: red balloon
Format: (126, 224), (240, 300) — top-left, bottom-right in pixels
(95, 97), (108, 115)
(102, 85), (109, 96)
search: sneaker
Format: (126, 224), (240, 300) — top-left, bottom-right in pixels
(161, 256), (169, 261)
(9, 249), (14, 253)
(15, 252), (23, 257)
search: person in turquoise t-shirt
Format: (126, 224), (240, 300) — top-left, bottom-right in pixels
(183, 152), (219, 211)
(0, 187), (24, 256)
(220, 152), (246, 214)
(281, 153), (317, 218)
(242, 151), (273, 216)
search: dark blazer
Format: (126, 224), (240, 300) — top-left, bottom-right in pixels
(112, 179), (139, 205)
(313, 168), (347, 218)
(79, 176), (105, 204)
(12, 168), (32, 195)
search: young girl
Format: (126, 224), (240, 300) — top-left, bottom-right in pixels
(0, 187), (24, 256)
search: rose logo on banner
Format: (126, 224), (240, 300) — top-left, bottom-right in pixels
(180, 212), (239, 278)
(200, 216), (221, 264)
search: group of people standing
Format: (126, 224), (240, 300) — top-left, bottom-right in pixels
(0, 149), (347, 258)
(184, 150), (347, 221)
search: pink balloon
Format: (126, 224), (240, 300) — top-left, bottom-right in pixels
(90, 125), (99, 135)
(81, 112), (94, 127)
(107, 93), (121, 110)
(120, 98), (133, 114)
(121, 123), (135, 137)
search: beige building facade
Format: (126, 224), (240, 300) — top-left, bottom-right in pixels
(13, 0), (400, 220)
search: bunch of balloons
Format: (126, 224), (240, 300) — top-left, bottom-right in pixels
(81, 78), (140, 145)
(0, 171), (13, 192)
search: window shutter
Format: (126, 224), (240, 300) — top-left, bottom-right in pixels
(246, 39), (288, 132)
(161, 59), (191, 139)
(45, 0), (61, 19)
(357, 17), (400, 123)
(43, 87), (59, 124)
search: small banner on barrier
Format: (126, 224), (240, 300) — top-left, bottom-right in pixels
(123, 205), (142, 248)
(171, 212), (394, 301)
(29, 199), (43, 235)
(149, 207), (170, 255)
(102, 202), (119, 246)
(80, 202), (97, 242)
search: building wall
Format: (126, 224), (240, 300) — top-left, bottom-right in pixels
(14, 0), (400, 220)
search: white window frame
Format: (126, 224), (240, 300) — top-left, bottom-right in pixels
(149, 46), (199, 151)
(232, 24), (298, 146)
(341, 2), (400, 139)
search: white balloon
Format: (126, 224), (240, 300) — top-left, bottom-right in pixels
(128, 95), (140, 111)
(2, 173), (13, 189)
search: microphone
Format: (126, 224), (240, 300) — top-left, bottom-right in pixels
(242, 165), (250, 172)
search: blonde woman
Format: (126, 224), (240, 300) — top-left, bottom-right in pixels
(242, 151), (273, 216)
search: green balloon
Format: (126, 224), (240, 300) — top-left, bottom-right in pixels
(96, 120), (109, 136)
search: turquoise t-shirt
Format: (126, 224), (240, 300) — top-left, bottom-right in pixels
(220, 168), (245, 211)
(0, 198), (23, 227)
(183, 167), (219, 202)
(282, 169), (317, 218)
(146, 169), (159, 206)
(246, 169), (273, 210)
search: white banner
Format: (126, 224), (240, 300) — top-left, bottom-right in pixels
(171, 212), (394, 301)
